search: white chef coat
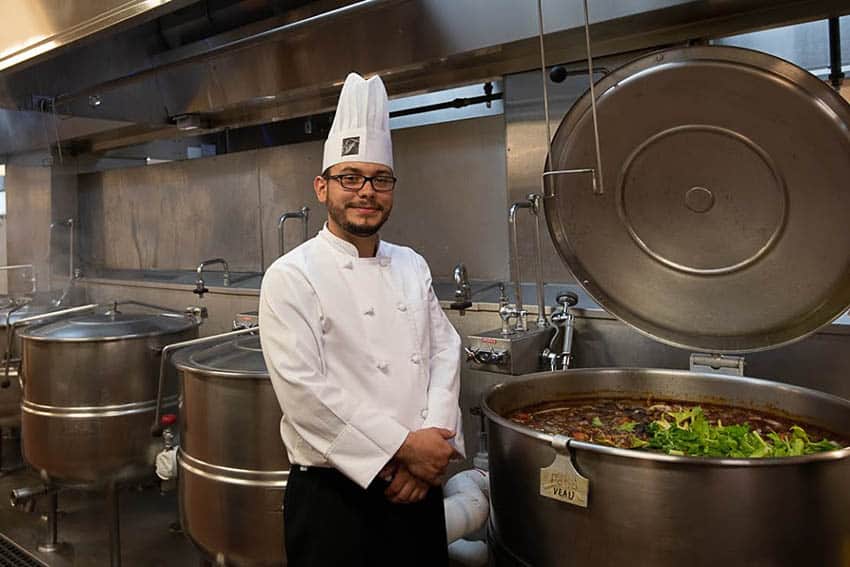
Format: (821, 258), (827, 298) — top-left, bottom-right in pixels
(259, 225), (464, 489)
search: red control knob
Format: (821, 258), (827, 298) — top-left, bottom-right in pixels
(160, 414), (177, 427)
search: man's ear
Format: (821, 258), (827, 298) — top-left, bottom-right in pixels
(314, 175), (328, 203)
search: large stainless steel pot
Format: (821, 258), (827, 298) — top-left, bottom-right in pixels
(18, 311), (199, 486)
(483, 368), (850, 567)
(174, 334), (288, 566)
(0, 303), (64, 427)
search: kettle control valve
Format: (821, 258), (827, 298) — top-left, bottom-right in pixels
(465, 346), (507, 366)
(541, 291), (579, 371)
(160, 414), (178, 449)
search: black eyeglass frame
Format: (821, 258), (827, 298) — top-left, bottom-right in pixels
(323, 174), (398, 192)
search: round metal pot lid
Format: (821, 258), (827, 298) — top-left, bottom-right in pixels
(544, 45), (850, 353)
(174, 334), (267, 378)
(19, 312), (198, 342)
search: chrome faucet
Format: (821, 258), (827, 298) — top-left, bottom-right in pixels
(450, 263), (472, 310)
(277, 206), (310, 257)
(498, 282), (526, 335)
(506, 195), (548, 332)
(195, 258), (230, 298)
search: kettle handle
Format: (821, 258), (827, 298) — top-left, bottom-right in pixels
(151, 327), (259, 437)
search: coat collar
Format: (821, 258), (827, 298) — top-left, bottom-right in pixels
(318, 224), (391, 266)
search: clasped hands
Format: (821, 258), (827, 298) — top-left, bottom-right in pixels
(379, 427), (458, 505)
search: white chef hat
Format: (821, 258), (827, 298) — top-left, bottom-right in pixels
(322, 72), (393, 172)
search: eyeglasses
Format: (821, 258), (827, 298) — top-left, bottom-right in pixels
(324, 174), (397, 192)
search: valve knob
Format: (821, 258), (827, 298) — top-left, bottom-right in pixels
(556, 292), (579, 308)
(160, 414), (177, 427)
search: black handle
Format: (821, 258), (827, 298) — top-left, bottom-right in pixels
(449, 300), (473, 310)
(556, 292), (579, 308)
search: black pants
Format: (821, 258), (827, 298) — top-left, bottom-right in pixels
(284, 465), (448, 567)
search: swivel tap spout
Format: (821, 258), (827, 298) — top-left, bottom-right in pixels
(277, 206), (310, 257)
(450, 263), (472, 310)
(195, 258), (230, 298)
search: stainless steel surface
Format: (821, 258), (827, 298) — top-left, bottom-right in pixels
(715, 17), (850, 72)
(20, 311), (196, 342)
(527, 194), (548, 329)
(78, 152), (262, 273)
(47, 219), (74, 294)
(18, 311), (198, 486)
(465, 326), (553, 376)
(0, 372), (22, 428)
(0, 0), (194, 72)
(78, 115), (510, 280)
(79, 280), (260, 336)
(508, 199), (533, 330)
(6, 163), (52, 294)
(0, 265), (37, 295)
(47, 218), (77, 307)
(483, 368), (850, 567)
(39, 492), (58, 554)
(2, 0), (848, 155)
(567, 307), (850, 401)
(545, 45), (850, 353)
(277, 206), (310, 258)
(151, 327), (257, 435)
(174, 334), (288, 566)
(0, 302), (92, 423)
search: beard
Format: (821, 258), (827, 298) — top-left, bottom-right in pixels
(326, 195), (392, 237)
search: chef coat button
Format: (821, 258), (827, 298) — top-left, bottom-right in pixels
(364, 307), (375, 316)
(379, 257), (391, 267)
(376, 361), (389, 371)
(420, 408), (428, 419)
(397, 303), (407, 312)
(342, 261), (353, 270)
(410, 353), (421, 365)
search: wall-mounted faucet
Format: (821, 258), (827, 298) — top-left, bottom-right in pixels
(504, 194), (548, 333)
(195, 258), (230, 298)
(277, 206), (310, 258)
(450, 263), (472, 311)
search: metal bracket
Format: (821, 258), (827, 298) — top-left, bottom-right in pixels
(537, 0), (604, 198)
(689, 353), (745, 376)
(539, 435), (589, 507)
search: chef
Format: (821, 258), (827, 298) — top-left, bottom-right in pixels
(259, 72), (464, 567)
